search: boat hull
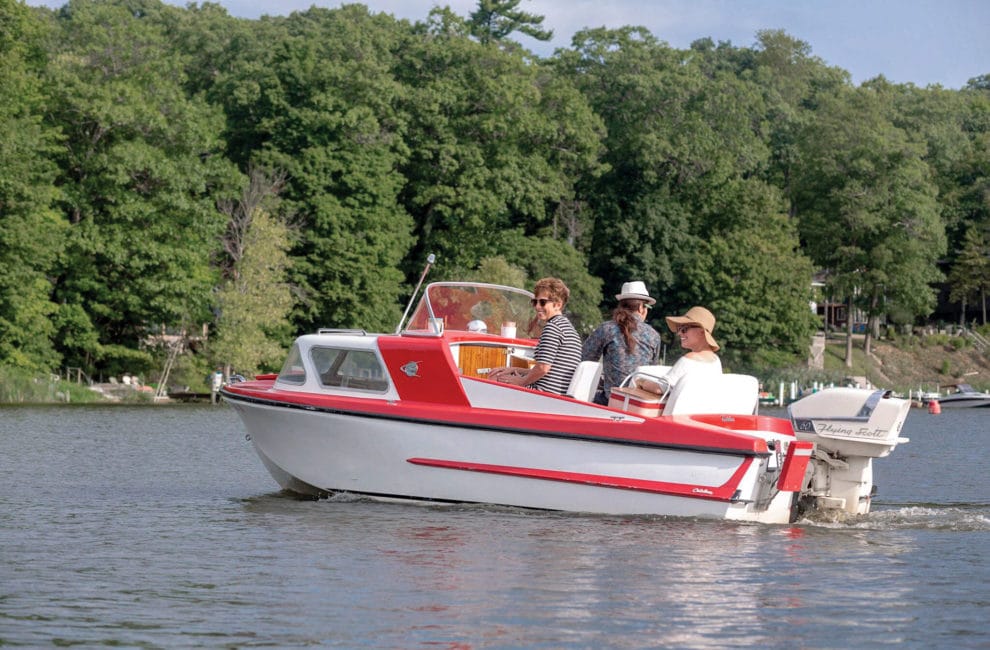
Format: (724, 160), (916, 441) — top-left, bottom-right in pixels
(935, 397), (990, 408)
(221, 282), (911, 524)
(226, 396), (797, 523)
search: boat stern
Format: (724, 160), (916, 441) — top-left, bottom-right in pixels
(788, 388), (911, 516)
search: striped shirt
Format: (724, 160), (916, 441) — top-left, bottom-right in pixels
(532, 314), (582, 395)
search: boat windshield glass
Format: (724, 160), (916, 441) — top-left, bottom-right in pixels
(404, 282), (535, 337)
(311, 347), (388, 393)
(277, 343), (306, 385)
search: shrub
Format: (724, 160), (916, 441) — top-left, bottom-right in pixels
(948, 336), (970, 351)
(0, 366), (106, 404)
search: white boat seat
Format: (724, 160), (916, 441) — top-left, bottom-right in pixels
(634, 364), (672, 379)
(566, 361), (603, 402)
(662, 372), (760, 416)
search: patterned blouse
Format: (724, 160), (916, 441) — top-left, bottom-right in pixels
(582, 317), (662, 404)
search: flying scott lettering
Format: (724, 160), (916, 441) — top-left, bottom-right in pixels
(814, 422), (889, 439)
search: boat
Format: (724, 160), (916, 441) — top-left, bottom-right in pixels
(935, 383), (990, 408)
(222, 280), (911, 524)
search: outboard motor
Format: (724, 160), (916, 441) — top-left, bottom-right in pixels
(788, 388), (911, 516)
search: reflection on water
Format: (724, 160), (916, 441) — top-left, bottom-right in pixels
(1, 405), (988, 648)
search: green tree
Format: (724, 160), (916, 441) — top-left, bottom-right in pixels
(677, 185), (819, 365)
(467, 0), (552, 45)
(555, 28), (816, 355)
(794, 85), (946, 363)
(45, 0), (242, 376)
(211, 169), (295, 376)
(948, 225), (990, 325)
(236, 7), (414, 334)
(461, 256), (528, 289)
(0, 0), (64, 371)
(494, 230), (603, 333)
(749, 29), (848, 214)
(397, 11), (604, 278)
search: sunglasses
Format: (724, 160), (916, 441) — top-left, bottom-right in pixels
(530, 298), (554, 307)
(677, 325), (701, 335)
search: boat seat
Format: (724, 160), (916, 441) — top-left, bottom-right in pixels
(566, 361), (603, 402)
(662, 372), (760, 416)
(634, 364), (672, 379)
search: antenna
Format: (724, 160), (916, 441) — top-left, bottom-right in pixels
(395, 254), (436, 333)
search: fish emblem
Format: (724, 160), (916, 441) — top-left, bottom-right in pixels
(400, 361), (421, 378)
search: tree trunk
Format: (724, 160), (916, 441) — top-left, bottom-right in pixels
(845, 296), (854, 368)
(960, 296), (967, 327)
(863, 289), (879, 358)
(982, 287), (987, 325)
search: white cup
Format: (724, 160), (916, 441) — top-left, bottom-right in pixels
(501, 322), (516, 338)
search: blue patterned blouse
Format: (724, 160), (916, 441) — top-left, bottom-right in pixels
(582, 317), (662, 404)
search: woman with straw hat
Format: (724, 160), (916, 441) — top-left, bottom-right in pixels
(656, 306), (722, 392)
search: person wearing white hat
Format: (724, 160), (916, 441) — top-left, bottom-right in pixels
(582, 281), (662, 405)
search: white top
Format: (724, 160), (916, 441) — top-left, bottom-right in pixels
(662, 355), (722, 391)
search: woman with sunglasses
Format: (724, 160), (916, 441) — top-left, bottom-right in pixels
(582, 281), (663, 405)
(654, 306), (722, 393)
(488, 277), (581, 395)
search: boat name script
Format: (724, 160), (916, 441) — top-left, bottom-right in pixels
(813, 421), (889, 440)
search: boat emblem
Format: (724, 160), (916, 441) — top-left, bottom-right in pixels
(400, 361), (422, 378)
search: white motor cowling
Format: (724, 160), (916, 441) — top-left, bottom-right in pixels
(788, 388), (911, 516)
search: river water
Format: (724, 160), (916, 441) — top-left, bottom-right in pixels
(1, 403), (987, 648)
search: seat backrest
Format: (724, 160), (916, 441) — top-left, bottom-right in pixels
(634, 365), (671, 380)
(662, 372), (759, 416)
(566, 361), (603, 402)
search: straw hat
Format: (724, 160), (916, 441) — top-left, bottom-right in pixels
(614, 280), (656, 306)
(665, 306), (720, 351)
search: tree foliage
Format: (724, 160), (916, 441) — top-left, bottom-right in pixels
(0, 0), (986, 386)
(212, 182), (294, 376)
(793, 84), (946, 359)
(948, 225), (990, 324)
(0, 0), (64, 370)
(43, 0), (241, 375)
(468, 0), (552, 45)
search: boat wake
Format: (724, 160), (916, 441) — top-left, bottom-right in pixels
(800, 503), (990, 531)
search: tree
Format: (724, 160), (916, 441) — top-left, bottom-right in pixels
(45, 0), (242, 376)
(494, 230), (603, 333)
(794, 85), (946, 363)
(554, 28), (817, 356)
(467, 0), (552, 45)
(749, 29), (848, 215)
(211, 169), (295, 376)
(0, 0), (64, 371)
(677, 184), (819, 365)
(396, 10), (604, 278)
(235, 7), (415, 334)
(948, 226), (990, 325)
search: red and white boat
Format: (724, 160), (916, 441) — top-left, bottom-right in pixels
(222, 281), (911, 524)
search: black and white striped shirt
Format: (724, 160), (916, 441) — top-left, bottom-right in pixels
(532, 314), (582, 395)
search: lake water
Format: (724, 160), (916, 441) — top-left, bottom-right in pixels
(1, 403), (988, 648)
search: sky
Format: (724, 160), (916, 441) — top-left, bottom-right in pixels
(24, 0), (990, 89)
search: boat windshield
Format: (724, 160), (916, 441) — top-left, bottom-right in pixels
(404, 282), (535, 337)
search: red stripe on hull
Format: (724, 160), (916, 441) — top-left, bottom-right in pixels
(407, 457), (755, 502)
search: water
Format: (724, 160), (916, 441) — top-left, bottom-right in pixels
(1, 404), (988, 649)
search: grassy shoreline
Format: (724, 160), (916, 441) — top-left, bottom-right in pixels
(0, 367), (152, 405)
(3, 332), (987, 404)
